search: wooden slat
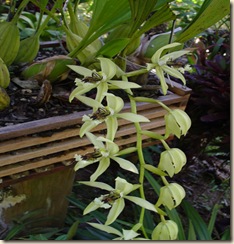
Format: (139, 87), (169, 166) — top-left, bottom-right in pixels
(0, 84), (191, 182)
(0, 126), (167, 178)
(0, 93), (188, 141)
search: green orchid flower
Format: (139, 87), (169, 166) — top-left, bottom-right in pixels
(156, 182), (186, 210)
(79, 177), (160, 225)
(152, 219), (178, 240)
(146, 42), (191, 95)
(158, 148), (187, 177)
(79, 93), (150, 139)
(165, 108), (191, 139)
(87, 222), (149, 240)
(69, 57), (141, 103)
(74, 132), (139, 181)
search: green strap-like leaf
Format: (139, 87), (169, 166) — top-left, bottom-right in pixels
(175, 0), (230, 43)
(181, 200), (212, 240)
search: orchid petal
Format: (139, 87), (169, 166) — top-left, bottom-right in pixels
(124, 196), (158, 212)
(105, 198), (125, 225)
(86, 132), (105, 149)
(162, 65), (186, 85)
(109, 80), (141, 89)
(75, 95), (102, 109)
(117, 113), (150, 122)
(122, 229), (140, 240)
(83, 201), (103, 215)
(161, 49), (191, 62)
(88, 223), (122, 236)
(90, 158), (110, 181)
(115, 177), (139, 195)
(68, 65), (93, 77)
(80, 120), (101, 138)
(111, 156), (139, 174)
(106, 116), (118, 141)
(74, 159), (94, 171)
(98, 57), (117, 79)
(155, 66), (168, 95)
(78, 181), (114, 191)
(106, 93), (124, 113)
(96, 82), (108, 103)
(151, 43), (182, 63)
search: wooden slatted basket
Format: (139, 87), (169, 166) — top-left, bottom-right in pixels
(0, 81), (191, 230)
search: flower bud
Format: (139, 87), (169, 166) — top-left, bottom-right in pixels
(152, 220), (178, 240)
(158, 148), (186, 177)
(157, 183), (185, 210)
(165, 109), (191, 138)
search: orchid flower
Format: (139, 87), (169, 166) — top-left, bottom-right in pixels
(79, 177), (160, 225)
(79, 93), (150, 140)
(74, 132), (139, 181)
(147, 42), (191, 95)
(164, 108), (191, 139)
(152, 219), (178, 240)
(87, 222), (149, 240)
(69, 57), (141, 103)
(156, 182), (186, 210)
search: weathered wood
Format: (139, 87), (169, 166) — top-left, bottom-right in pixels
(0, 92), (190, 182)
(1, 167), (75, 228)
(0, 80), (191, 229)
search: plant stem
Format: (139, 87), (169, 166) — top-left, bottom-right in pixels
(124, 80), (148, 239)
(161, 176), (169, 186)
(160, 139), (170, 150)
(11, 0), (30, 24)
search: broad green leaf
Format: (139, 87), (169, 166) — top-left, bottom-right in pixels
(128, 0), (158, 36)
(69, 0), (130, 58)
(175, 0), (230, 43)
(96, 38), (130, 58)
(135, 3), (176, 38)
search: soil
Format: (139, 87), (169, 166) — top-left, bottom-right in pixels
(0, 46), (89, 127)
